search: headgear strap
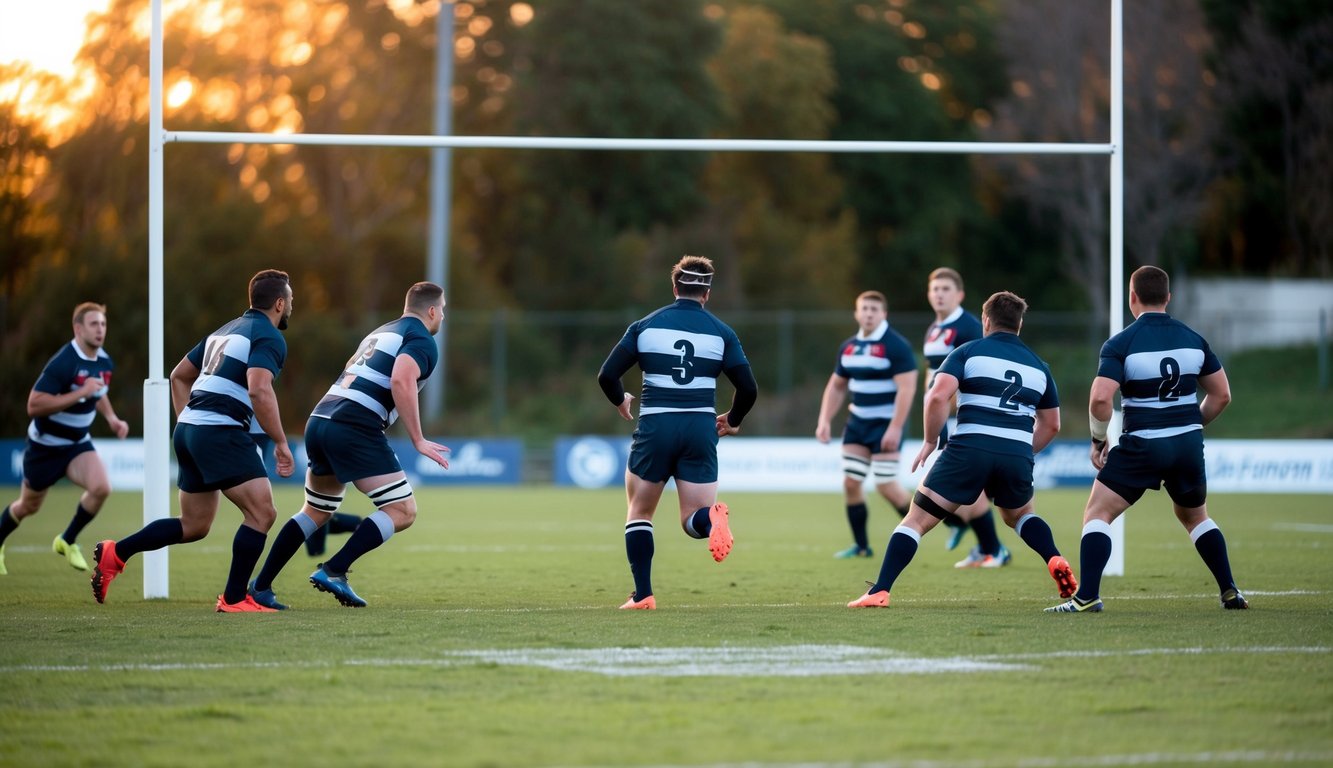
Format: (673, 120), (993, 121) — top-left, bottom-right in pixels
(677, 268), (713, 286)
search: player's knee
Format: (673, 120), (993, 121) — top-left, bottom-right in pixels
(870, 459), (899, 485)
(367, 478), (415, 529)
(304, 485), (345, 516)
(249, 506), (277, 533)
(85, 482), (112, 504)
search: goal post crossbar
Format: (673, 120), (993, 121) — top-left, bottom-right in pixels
(164, 131), (1115, 155)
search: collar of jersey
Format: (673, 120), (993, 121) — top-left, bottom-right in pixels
(856, 319), (889, 340)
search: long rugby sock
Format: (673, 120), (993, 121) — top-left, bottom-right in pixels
(223, 524), (267, 605)
(684, 508), (711, 539)
(304, 522), (330, 557)
(847, 503), (870, 550)
(254, 513), (320, 592)
(1190, 520), (1238, 593)
(0, 507), (17, 547)
(970, 510), (1003, 557)
(61, 504), (96, 545)
(1014, 513), (1060, 562)
(329, 512), (362, 534)
(116, 518), (184, 560)
(871, 526), (921, 593)
(625, 520), (654, 598)
(324, 511), (394, 576)
(1075, 520), (1113, 602)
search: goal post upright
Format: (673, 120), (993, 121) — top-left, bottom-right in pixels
(143, 0), (1127, 599)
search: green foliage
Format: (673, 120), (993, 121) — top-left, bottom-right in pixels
(1, 485), (1330, 767)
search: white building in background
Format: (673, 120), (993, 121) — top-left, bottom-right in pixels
(1173, 277), (1333, 353)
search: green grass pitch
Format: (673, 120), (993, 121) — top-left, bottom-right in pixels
(1, 484), (1330, 767)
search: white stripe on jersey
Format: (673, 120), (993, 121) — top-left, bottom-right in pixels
(841, 352), (890, 370)
(638, 328), (725, 361)
(848, 378), (898, 394)
(953, 422), (1034, 445)
(47, 410), (96, 429)
(639, 406), (715, 416)
(190, 374), (251, 405)
(27, 422), (91, 447)
(1126, 424), (1202, 439)
(177, 408), (245, 427)
(643, 373), (717, 390)
(962, 356), (1049, 394)
(1124, 347), (1206, 379)
(321, 385), (392, 422)
(1122, 393), (1200, 409)
(849, 403), (895, 420)
(957, 391), (1036, 418)
(345, 332), (403, 388)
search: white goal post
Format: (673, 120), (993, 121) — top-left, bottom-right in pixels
(141, 0), (1126, 598)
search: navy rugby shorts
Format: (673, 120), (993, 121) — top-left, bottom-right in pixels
(22, 439), (96, 492)
(842, 416), (891, 453)
(304, 416), (402, 483)
(173, 423), (268, 493)
(1097, 430), (1207, 508)
(923, 442), (1034, 510)
(628, 412), (719, 484)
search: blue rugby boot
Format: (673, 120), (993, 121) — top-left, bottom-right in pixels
(248, 580), (289, 610)
(310, 564), (367, 608)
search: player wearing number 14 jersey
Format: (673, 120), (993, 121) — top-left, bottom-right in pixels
(92, 270), (295, 612)
(1047, 266), (1247, 614)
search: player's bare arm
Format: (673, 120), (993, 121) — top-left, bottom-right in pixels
(26, 377), (105, 418)
(1197, 368), (1232, 427)
(247, 367), (293, 477)
(815, 373), (848, 443)
(1032, 407), (1061, 455)
(881, 369), (917, 454)
(391, 353), (450, 470)
(169, 356), (200, 418)
(95, 393), (129, 439)
(1088, 375), (1119, 467)
(913, 372), (956, 471)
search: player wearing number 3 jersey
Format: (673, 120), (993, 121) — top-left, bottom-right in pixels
(1047, 266), (1247, 614)
(92, 270), (295, 612)
(849, 291), (1078, 609)
(597, 255), (758, 610)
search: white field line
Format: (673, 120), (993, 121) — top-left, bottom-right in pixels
(1272, 522), (1333, 534)
(591, 750), (1333, 768)
(1, 643), (1326, 677)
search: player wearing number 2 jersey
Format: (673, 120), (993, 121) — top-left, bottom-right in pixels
(91, 270), (295, 612)
(1047, 266), (1247, 614)
(597, 254), (758, 610)
(849, 291), (1078, 609)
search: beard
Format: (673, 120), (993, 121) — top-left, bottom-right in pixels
(278, 314), (290, 331)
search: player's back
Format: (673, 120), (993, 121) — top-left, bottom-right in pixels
(312, 315), (438, 429)
(945, 332), (1058, 455)
(1101, 312), (1220, 438)
(179, 310), (286, 429)
(624, 299), (746, 417)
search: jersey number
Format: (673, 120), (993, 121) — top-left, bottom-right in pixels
(997, 370), (1023, 411)
(1158, 357), (1181, 401)
(201, 338), (230, 376)
(672, 339), (696, 384)
(341, 338), (379, 388)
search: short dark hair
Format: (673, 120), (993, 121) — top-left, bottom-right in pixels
(249, 269), (291, 310)
(405, 281), (445, 313)
(856, 290), (888, 309)
(672, 254), (714, 299)
(982, 291), (1027, 333)
(72, 302), (106, 325)
(1131, 265), (1170, 306)
(927, 267), (963, 291)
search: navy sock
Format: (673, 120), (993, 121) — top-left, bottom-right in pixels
(685, 508), (711, 539)
(1015, 514), (1060, 562)
(893, 503), (910, 519)
(625, 520), (654, 598)
(847, 503), (870, 550)
(223, 524), (267, 605)
(329, 512), (362, 534)
(970, 510), (1003, 556)
(0, 507), (17, 547)
(117, 518), (184, 560)
(1192, 524), (1237, 593)
(304, 522), (330, 557)
(61, 504), (96, 545)
(1076, 524), (1114, 602)
(254, 518), (309, 592)
(941, 511), (966, 528)
(324, 518), (387, 575)
(872, 527), (920, 593)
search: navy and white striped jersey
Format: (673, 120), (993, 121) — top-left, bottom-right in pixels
(311, 315), (438, 430)
(27, 341), (115, 447)
(178, 309), (287, 429)
(611, 299), (749, 417)
(1097, 312), (1221, 439)
(923, 307), (983, 385)
(939, 332), (1059, 456)
(833, 320), (917, 421)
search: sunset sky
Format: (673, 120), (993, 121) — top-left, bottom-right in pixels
(1, 0), (110, 78)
